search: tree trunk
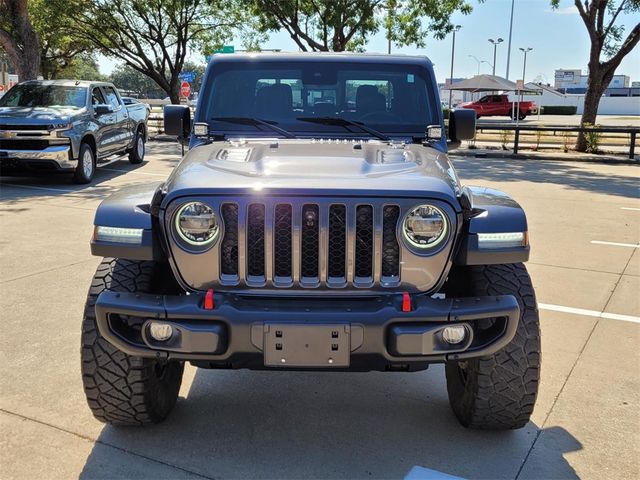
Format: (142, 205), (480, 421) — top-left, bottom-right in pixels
(0, 0), (41, 80)
(169, 78), (181, 105)
(576, 73), (606, 152)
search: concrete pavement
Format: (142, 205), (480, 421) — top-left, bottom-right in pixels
(0, 142), (638, 479)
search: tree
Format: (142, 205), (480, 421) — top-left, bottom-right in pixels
(68, 0), (242, 103)
(109, 63), (164, 97)
(30, 0), (96, 79)
(245, 0), (472, 52)
(0, 0), (40, 79)
(551, 0), (639, 151)
(55, 54), (105, 81)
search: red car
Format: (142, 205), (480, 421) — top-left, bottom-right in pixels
(460, 94), (536, 120)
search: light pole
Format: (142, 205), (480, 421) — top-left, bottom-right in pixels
(517, 47), (533, 123)
(520, 47), (533, 85)
(505, 0), (515, 79)
(488, 38), (503, 76)
(468, 55), (482, 75)
(448, 25), (461, 109)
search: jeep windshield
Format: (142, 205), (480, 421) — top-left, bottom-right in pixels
(199, 60), (439, 139)
(0, 84), (86, 109)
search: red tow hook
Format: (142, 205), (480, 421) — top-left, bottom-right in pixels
(204, 288), (215, 310)
(402, 292), (412, 312)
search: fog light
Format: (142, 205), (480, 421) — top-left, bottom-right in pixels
(149, 322), (173, 342)
(442, 325), (467, 344)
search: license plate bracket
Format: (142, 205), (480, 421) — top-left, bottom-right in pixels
(264, 323), (350, 367)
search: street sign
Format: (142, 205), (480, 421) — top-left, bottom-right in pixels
(206, 45), (235, 61)
(215, 45), (235, 54)
(516, 79), (524, 90)
(180, 81), (191, 98)
(179, 71), (196, 83)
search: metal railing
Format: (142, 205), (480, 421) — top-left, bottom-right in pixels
(475, 124), (639, 159)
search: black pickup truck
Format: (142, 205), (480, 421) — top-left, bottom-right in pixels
(0, 80), (149, 183)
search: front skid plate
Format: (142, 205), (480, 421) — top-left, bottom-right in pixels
(263, 323), (350, 367)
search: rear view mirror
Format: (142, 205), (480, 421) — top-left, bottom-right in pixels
(94, 104), (114, 116)
(448, 109), (476, 147)
(164, 105), (191, 139)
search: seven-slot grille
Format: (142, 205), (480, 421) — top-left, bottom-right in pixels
(218, 200), (401, 289)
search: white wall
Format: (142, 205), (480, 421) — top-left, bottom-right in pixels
(584, 96), (640, 115)
(513, 92), (640, 115)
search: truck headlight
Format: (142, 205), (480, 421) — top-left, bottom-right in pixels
(403, 205), (448, 249)
(175, 202), (219, 246)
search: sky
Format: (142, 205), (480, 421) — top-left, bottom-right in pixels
(99, 0), (640, 84)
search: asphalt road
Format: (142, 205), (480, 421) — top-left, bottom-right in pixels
(1, 142), (638, 480)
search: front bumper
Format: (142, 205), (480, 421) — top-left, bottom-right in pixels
(95, 291), (520, 371)
(0, 145), (75, 171)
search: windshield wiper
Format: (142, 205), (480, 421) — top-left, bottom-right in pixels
(296, 116), (391, 142)
(211, 117), (297, 139)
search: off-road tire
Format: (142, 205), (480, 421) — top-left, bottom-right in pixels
(128, 127), (145, 164)
(73, 142), (95, 184)
(444, 263), (540, 430)
(81, 258), (184, 425)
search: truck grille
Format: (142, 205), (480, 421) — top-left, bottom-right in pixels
(0, 139), (51, 150)
(218, 200), (401, 289)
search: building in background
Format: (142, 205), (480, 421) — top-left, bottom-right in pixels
(554, 69), (631, 94)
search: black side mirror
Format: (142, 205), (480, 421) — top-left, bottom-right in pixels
(448, 108), (476, 148)
(164, 105), (191, 139)
(94, 104), (114, 116)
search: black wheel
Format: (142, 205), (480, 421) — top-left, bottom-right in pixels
(512, 111), (527, 121)
(129, 127), (145, 164)
(81, 258), (184, 425)
(73, 142), (95, 184)
(444, 263), (540, 430)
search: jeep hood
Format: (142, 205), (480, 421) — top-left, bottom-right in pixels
(163, 140), (461, 207)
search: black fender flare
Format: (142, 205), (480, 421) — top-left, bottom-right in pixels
(454, 186), (529, 265)
(91, 182), (164, 261)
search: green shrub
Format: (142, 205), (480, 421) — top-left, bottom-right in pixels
(562, 132), (571, 153)
(583, 123), (602, 153)
(541, 106), (578, 115)
(499, 130), (511, 150)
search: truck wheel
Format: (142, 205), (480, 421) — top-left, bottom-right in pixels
(73, 142), (95, 184)
(129, 127), (145, 164)
(444, 263), (540, 430)
(81, 258), (184, 425)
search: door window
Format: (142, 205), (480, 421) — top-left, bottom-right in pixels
(102, 87), (121, 109)
(92, 88), (106, 106)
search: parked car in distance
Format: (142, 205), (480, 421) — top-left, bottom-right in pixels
(0, 80), (149, 183)
(460, 94), (536, 120)
(121, 96), (152, 115)
(84, 53), (540, 431)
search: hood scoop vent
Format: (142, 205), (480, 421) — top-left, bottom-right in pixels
(376, 149), (414, 164)
(217, 147), (252, 163)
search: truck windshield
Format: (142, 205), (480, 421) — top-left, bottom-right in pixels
(0, 84), (86, 109)
(200, 60), (438, 138)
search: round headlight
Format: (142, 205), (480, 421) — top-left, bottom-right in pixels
(175, 202), (219, 246)
(403, 205), (448, 249)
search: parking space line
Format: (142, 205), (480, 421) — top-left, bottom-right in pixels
(591, 240), (640, 248)
(0, 183), (82, 194)
(101, 168), (168, 177)
(621, 207), (640, 211)
(539, 303), (640, 324)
